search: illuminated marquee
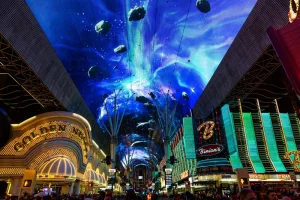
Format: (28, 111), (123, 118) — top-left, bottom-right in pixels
(249, 173), (291, 180)
(197, 121), (215, 140)
(13, 121), (87, 152)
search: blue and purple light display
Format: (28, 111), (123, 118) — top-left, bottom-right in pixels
(26, 0), (256, 166)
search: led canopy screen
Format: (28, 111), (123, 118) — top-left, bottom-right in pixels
(26, 0), (256, 164)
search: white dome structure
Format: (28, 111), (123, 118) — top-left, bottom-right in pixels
(84, 169), (100, 184)
(38, 157), (76, 179)
(99, 174), (106, 185)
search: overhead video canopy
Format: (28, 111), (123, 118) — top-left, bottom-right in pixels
(26, 0), (256, 165)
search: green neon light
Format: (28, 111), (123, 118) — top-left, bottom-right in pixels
(243, 113), (266, 173)
(279, 113), (297, 162)
(221, 105), (243, 170)
(183, 117), (196, 159)
(261, 113), (287, 172)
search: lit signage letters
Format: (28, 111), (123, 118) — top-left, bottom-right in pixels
(13, 122), (86, 152)
(197, 121), (215, 140)
(196, 144), (223, 156)
(14, 142), (24, 151)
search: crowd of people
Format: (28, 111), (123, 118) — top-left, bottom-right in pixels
(0, 110), (300, 200)
(1, 180), (300, 200)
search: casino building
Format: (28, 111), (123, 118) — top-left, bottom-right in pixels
(157, 0), (300, 192)
(0, 0), (113, 196)
(192, 0), (300, 191)
(0, 111), (109, 196)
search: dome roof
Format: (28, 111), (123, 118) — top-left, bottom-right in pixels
(39, 157), (76, 178)
(99, 174), (106, 185)
(85, 169), (100, 183)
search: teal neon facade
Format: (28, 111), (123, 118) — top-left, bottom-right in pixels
(221, 104), (299, 173)
(171, 117), (197, 183)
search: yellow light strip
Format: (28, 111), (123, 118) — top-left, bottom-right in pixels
(11, 116), (37, 128)
(72, 113), (92, 132)
(48, 157), (58, 175)
(40, 159), (50, 175)
(92, 140), (99, 149)
(64, 158), (67, 176)
(238, 99), (256, 173)
(70, 160), (76, 176)
(256, 99), (276, 171)
(100, 149), (106, 157)
(56, 157), (63, 175)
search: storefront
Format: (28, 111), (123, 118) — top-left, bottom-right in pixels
(0, 111), (108, 196)
(193, 119), (234, 192)
(191, 174), (237, 193)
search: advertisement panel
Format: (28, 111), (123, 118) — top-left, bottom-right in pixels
(165, 168), (172, 188)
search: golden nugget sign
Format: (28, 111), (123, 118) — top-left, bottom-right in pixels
(14, 122), (86, 152)
(197, 121), (215, 140)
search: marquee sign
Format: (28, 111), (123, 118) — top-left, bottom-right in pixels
(196, 144), (223, 156)
(13, 122), (87, 152)
(197, 121), (215, 140)
(0, 120), (89, 156)
(249, 173), (291, 180)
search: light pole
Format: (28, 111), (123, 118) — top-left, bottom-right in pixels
(100, 89), (133, 168)
(151, 91), (178, 168)
(120, 135), (135, 186)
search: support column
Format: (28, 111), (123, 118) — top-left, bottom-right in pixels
(61, 185), (69, 194)
(110, 137), (117, 169)
(74, 181), (81, 195)
(69, 183), (74, 194)
(164, 137), (171, 168)
(11, 178), (22, 196)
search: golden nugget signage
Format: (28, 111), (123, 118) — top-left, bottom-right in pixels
(14, 121), (87, 152)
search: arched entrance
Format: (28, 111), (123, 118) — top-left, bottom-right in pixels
(0, 111), (108, 196)
(36, 157), (76, 194)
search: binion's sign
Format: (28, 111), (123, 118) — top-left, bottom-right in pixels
(196, 144), (223, 156)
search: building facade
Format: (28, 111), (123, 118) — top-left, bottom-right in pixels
(0, 111), (109, 196)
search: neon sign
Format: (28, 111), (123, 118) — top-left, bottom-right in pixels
(13, 122), (87, 152)
(197, 121), (215, 140)
(196, 144), (223, 156)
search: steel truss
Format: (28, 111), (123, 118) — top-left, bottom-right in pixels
(0, 33), (64, 109)
(222, 45), (282, 108)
